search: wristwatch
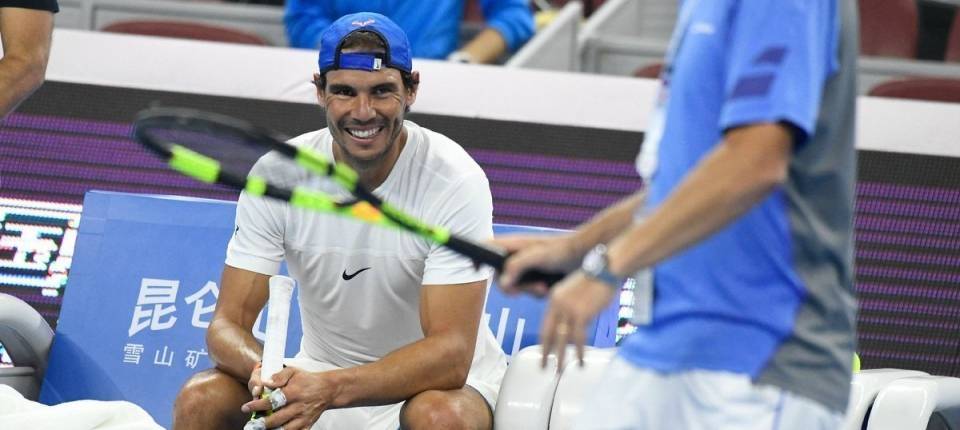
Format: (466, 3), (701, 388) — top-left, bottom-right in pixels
(580, 244), (627, 290)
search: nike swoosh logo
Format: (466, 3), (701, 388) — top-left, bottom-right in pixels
(342, 267), (371, 281)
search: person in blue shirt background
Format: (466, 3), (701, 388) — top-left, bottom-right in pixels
(285, 0), (534, 64)
(497, 0), (860, 428)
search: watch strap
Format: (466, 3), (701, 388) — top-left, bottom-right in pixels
(581, 245), (627, 290)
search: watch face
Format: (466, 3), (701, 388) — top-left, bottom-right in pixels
(583, 246), (606, 274)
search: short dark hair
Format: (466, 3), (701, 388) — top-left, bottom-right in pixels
(312, 31), (419, 91)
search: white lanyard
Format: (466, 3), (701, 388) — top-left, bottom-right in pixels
(631, 0), (704, 326)
(636, 0), (703, 182)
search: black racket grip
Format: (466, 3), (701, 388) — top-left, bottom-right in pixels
(445, 236), (567, 288)
(513, 268), (567, 286)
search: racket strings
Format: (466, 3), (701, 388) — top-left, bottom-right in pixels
(146, 125), (272, 178)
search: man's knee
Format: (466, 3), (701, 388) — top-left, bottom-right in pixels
(400, 389), (491, 430)
(173, 369), (248, 429)
(176, 369), (233, 410)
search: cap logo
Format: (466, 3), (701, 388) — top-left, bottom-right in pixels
(351, 19), (376, 27)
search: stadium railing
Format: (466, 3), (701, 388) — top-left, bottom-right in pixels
(506, 1), (583, 72)
(577, 0), (673, 75)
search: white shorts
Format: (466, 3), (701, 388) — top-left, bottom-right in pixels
(284, 348), (505, 430)
(574, 356), (844, 430)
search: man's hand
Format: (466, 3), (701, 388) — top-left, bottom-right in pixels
(540, 272), (617, 370)
(453, 28), (507, 64)
(247, 362), (266, 399)
(242, 367), (338, 430)
(494, 234), (580, 296)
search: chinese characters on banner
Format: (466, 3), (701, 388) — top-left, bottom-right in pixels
(0, 198), (81, 365)
(0, 197), (82, 298)
(124, 277), (267, 369)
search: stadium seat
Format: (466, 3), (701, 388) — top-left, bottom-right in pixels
(494, 345), (563, 429)
(633, 62), (664, 79)
(101, 20), (269, 45)
(0, 294), (53, 401)
(858, 0), (918, 58)
(868, 77), (960, 103)
(946, 12), (960, 62)
(549, 346), (618, 429)
(843, 368), (930, 430)
(866, 375), (960, 430)
(494, 345), (617, 429)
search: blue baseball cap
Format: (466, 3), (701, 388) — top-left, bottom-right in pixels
(318, 12), (413, 74)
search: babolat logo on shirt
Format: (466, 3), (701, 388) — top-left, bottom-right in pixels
(342, 267), (371, 280)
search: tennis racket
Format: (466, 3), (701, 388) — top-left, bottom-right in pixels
(131, 107), (563, 286)
(246, 276), (295, 430)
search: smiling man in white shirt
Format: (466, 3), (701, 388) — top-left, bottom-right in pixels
(172, 12), (506, 430)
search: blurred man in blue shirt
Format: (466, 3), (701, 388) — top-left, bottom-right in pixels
(498, 0), (860, 428)
(285, 0), (534, 64)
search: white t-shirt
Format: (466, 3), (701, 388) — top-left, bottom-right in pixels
(225, 121), (504, 371)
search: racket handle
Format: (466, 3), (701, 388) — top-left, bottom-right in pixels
(514, 268), (567, 286)
(245, 389), (272, 430)
(445, 236), (566, 287)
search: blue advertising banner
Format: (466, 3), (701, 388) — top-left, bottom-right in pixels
(39, 191), (616, 428)
(39, 192), (302, 428)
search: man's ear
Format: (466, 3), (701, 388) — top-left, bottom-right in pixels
(313, 72), (326, 108)
(405, 70), (420, 106)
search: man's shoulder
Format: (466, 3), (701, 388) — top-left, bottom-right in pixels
(288, 128), (330, 149)
(407, 122), (486, 182)
(248, 129), (327, 185)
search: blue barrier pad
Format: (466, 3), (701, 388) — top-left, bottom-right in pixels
(40, 191), (616, 428)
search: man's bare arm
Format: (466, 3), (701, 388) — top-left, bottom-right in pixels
(0, 7), (54, 118)
(206, 265), (270, 382)
(567, 191), (646, 257)
(458, 28), (507, 64)
(325, 279), (487, 407)
(607, 123), (795, 275)
(496, 192), (644, 291)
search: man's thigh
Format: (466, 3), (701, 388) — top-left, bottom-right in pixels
(398, 385), (493, 430)
(289, 356), (494, 430)
(307, 384), (492, 430)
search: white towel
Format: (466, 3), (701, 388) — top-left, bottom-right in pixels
(0, 385), (163, 430)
